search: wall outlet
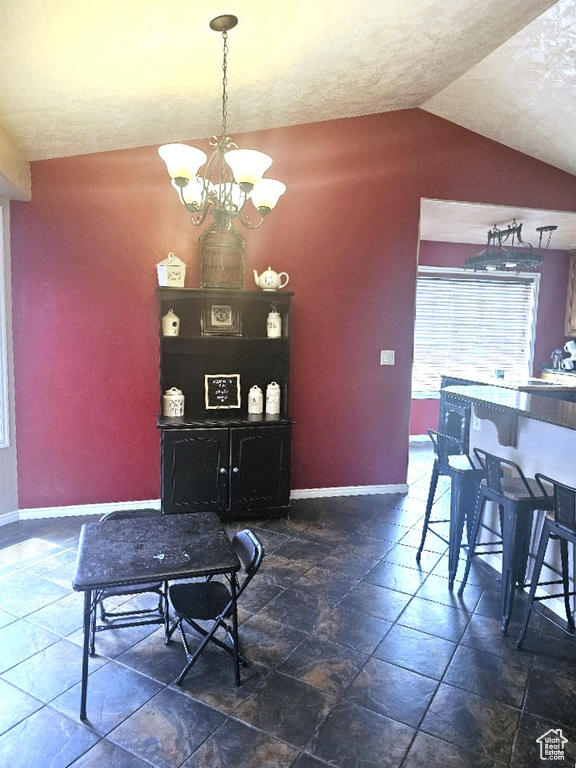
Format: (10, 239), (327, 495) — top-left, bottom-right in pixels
(380, 350), (395, 366)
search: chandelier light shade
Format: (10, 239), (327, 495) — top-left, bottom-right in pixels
(158, 15), (286, 230)
(464, 221), (557, 273)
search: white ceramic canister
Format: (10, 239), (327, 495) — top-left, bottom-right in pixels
(162, 387), (185, 417)
(162, 308), (180, 336)
(248, 385), (264, 414)
(265, 382), (281, 414)
(266, 307), (282, 338)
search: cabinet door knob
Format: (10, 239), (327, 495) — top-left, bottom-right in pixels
(232, 467), (239, 473)
(219, 467), (227, 474)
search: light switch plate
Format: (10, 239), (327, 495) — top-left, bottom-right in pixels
(380, 350), (395, 366)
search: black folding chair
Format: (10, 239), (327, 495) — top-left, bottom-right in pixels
(167, 528), (264, 685)
(90, 509), (169, 654)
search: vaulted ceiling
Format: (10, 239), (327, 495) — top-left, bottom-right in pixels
(1, 0), (575, 240)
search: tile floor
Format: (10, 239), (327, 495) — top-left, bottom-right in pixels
(1, 444), (576, 767)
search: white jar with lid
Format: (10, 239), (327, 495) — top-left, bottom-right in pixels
(162, 308), (180, 336)
(248, 385), (263, 414)
(265, 382), (281, 414)
(162, 387), (185, 417)
(266, 307), (282, 338)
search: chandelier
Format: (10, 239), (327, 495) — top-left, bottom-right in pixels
(158, 15), (286, 230)
(464, 221), (557, 272)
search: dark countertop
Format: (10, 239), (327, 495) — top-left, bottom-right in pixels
(158, 412), (294, 428)
(444, 385), (576, 432)
(442, 371), (576, 392)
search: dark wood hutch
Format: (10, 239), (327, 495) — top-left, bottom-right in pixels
(157, 288), (293, 519)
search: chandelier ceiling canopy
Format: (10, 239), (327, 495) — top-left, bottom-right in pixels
(464, 221), (558, 273)
(158, 15), (286, 230)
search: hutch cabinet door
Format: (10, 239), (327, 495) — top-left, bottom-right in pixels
(161, 428), (229, 514)
(229, 425), (291, 514)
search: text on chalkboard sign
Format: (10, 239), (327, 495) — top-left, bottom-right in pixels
(205, 374), (241, 409)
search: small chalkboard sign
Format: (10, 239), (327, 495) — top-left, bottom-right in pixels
(205, 374), (241, 409)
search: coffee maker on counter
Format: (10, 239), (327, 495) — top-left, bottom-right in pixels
(561, 340), (576, 370)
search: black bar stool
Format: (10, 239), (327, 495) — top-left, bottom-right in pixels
(517, 473), (576, 649)
(458, 449), (552, 635)
(416, 429), (485, 589)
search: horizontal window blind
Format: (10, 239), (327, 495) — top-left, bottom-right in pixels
(412, 271), (536, 394)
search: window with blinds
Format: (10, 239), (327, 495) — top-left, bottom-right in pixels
(412, 268), (538, 395)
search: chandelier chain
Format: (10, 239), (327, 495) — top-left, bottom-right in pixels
(221, 30), (229, 141)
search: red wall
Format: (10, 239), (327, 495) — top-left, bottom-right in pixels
(409, 240), (571, 435)
(10, 109), (576, 508)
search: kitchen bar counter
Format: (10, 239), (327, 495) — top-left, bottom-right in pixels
(441, 371), (576, 394)
(443, 385), (576, 432)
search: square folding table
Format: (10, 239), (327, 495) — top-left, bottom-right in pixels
(72, 511), (240, 720)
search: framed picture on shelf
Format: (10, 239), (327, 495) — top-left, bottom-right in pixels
(205, 374), (241, 409)
(201, 304), (242, 336)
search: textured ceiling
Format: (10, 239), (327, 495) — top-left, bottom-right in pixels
(0, 0), (559, 161)
(1, 0), (575, 239)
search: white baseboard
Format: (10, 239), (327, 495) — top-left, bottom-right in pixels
(4, 485), (409, 525)
(0, 510), (19, 526)
(17, 499), (161, 522)
(290, 484), (409, 499)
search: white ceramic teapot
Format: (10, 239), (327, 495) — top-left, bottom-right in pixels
(254, 266), (289, 292)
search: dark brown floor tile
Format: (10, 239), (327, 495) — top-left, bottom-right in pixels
(524, 667), (576, 731)
(257, 553), (309, 587)
(291, 565), (357, 605)
(398, 526), (448, 553)
(398, 595), (470, 642)
(344, 657), (438, 727)
(421, 683), (520, 763)
(444, 644), (530, 708)
(356, 518), (413, 543)
(460, 613), (533, 660)
(336, 531), (394, 560)
(182, 717), (299, 768)
(25, 590), (86, 637)
(402, 731), (499, 767)
(309, 700), (414, 768)
(68, 737), (153, 767)
(312, 602), (392, 654)
(51, 661), (164, 734)
(415, 573), (482, 610)
(374, 623), (456, 679)
(0, 705), (99, 767)
(318, 548), (379, 579)
(290, 754), (334, 768)
(278, 636), (367, 695)
(341, 581), (411, 623)
(0, 607), (18, 629)
(363, 560), (427, 595)
(3, 637), (108, 703)
(384, 543), (442, 572)
(234, 671), (335, 749)
(0, 678), (43, 735)
(257, 586), (333, 632)
(0, 617), (60, 673)
(273, 539), (334, 567)
(108, 687), (225, 768)
(235, 612), (306, 667)
(509, 712), (576, 768)
(0, 570), (71, 616)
